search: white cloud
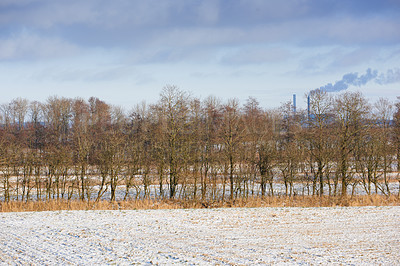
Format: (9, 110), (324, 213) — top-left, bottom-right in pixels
(322, 16), (400, 45)
(221, 46), (293, 65)
(40, 65), (134, 83)
(0, 31), (79, 60)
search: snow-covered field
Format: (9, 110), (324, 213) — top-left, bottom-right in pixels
(1, 207), (399, 265)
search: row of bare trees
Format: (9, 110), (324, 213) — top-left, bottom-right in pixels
(1, 86), (399, 202)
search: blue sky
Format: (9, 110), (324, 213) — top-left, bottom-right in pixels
(1, 0), (399, 110)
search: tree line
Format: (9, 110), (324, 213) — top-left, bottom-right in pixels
(1, 86), (399, 203)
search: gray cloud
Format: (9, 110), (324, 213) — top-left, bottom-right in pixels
(0, 0), (399, 65)
(1, 1), (399, 41)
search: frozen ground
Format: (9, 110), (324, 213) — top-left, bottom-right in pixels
(0, 207), (399, 265)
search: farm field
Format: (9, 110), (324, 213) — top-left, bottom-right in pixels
(1, 206), (399, 265)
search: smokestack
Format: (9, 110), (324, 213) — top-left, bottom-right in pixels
(293, 94), (296, 113)
(307, 94), (310, 119)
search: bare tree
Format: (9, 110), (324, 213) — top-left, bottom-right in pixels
(394, 97), (400, 195)
(159, 85), (190, 199)
(374, 98), (395, 195)
(10, 98), (29, 131)
(257, 110), (279, 197)
(71, 98), (91, 201)
(200, 96), (222, 201)
(303, 90), (334, 195)
(333, 92), (369, 197)
(220, 98), (243, 200)
(124, 102), (152, 200)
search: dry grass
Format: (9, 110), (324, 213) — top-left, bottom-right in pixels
(1, 195), (399, 212)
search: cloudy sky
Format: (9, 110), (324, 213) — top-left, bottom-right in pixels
(1, 0), (399, 109)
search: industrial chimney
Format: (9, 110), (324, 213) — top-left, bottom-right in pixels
(293, 94), (296, 113)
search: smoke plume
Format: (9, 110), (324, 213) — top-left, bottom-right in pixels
(317, 68), (400, 93)
(375, 68), (400, 85)
(319, 68), (378, 92)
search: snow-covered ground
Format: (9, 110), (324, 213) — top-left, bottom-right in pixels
(1, 207), (399, 265)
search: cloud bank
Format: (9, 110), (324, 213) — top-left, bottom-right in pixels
(1, 0), (399, 63)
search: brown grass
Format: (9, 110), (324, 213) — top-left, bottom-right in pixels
(1, 195), (399, 212)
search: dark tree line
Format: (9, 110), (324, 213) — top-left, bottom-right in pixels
(1, 86), (399, 203)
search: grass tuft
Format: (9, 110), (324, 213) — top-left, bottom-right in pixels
(1, 195), (399, 212)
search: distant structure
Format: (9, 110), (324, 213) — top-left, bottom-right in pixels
(290, 93), (312, 121)
(293, 94), (296, 113)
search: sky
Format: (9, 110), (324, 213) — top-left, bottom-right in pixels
(1, 0), (399, 110)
